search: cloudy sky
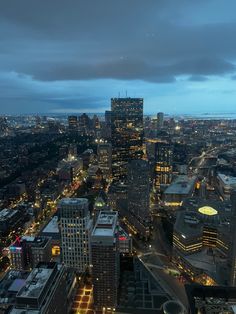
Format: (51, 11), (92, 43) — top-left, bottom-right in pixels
(0, 0), (236, 114)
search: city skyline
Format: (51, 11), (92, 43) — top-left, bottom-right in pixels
(1, 1), (236, 114)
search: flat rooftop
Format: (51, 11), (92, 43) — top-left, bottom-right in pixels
(17, 264), (55, 299)
(59, 198), (88, 206)
(92, 211), (118, 238)
(164, 175), (196, 195)
(218, 173), (236, 186)
(42, 216), (59, 234)
(0, 208), (18, 221)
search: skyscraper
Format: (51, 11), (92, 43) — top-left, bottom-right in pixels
(91, 211), (119, 311)
(154, 141), (173, 188)
(97, 143), (112, 179)
(127, 159), (151, 239)
(68, 115), (78, 133)
(58, 198), (92, 273)
(111, 97), (143, 181)
(157, 112), (164, 129)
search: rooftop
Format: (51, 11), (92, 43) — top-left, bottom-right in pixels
(16, 263), (57, 300)
(0, 208), (18, 221)
(59, 198), (88, 206)
(92, 211), (118, 238)
(218, 173), (236, 186)
(164, 175), (196, 195)
(41, 216), (59, 234)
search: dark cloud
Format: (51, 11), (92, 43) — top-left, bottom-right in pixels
(188, 75), (208, 82)
(0, 0), (236, 113)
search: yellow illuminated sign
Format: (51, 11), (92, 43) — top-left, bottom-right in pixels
(198, 206), (218, 216)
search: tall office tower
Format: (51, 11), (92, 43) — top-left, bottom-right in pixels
(58, 198), (92, 273)
(154, 141), (173, 188)
(157, 112), (164, 129)
(97, 143), (112, 179)
(230, 190), (236, 286)
(91, 211), (119, 311)
(111, 97), (144, 181)
(68, 115), (78, 133)
(127, 159), (151, 239)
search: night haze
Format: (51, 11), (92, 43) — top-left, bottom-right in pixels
(0, 0), (236, 114)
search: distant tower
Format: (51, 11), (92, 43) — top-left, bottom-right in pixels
(127, 159), (151, 239)
(68, 116), (78, 133)
(157, 112), (164, 129)
(97, 143), (112, 179)
(111, 98), (144, 181)
(91, 211), (119, 311)
(59, 198), (92, 273)
(154, 142), (173, 188)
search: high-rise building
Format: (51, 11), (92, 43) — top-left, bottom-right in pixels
(91, 211), (119, 311)
(10, 236), (52, 270)
(157, 112), (164, 129)
(97, 143), (112, 179)
(111, 97), (143, 181)
(78, 113), (91, 134)
(127, 159), (151, 239)
(68, 115), (78, 132)
(154, 141), (173, 188)
(58, 198), (92, 272)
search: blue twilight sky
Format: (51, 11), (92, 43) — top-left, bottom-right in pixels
(0, 0), (236, 115)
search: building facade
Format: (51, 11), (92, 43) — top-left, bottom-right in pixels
(127, 159), (151, 239)
(91, 211), (119, 311)
(97, 143), (112, 179)
(111, 97), (143, 181)
(59, 198), (92, 273)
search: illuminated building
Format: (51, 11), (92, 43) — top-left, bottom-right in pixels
(111, 97), (143, 181)
(10, 236), (52, 271)
(91, 211), (119, 311)
(173, 198), (231, 284)
(154, 141), (173, 188)
(127, 159), (151, 239)
(118, 226), (132, 254)
(78, 113), (91, 135)
(68, 115), (78, 133)
(97, 143), (112, 178)
(59, 198), (92, 273)
(57, 151), (83, 183)
(156, 112), (164, 129)
(10, 262), (68, 314)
